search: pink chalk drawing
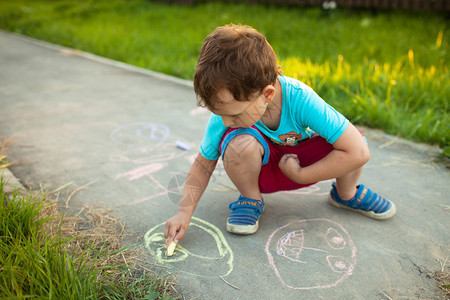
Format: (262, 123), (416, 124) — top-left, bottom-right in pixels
(110, 147), (192, 205)
(109, 122), (189, 205)
(129, 173), (183, 205)
(109, 122), (226, 206)
(265, 219), (357, 290)
(111, 147), (225, 205)
(115, 163), (167, 181)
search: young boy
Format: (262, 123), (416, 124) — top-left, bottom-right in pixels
(164, 24), (395, 247)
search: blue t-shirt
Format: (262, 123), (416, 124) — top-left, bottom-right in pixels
(200, 75), (349, 160)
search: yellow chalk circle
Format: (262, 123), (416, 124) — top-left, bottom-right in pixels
(144, 217), (234, 277)
(166, 241), (176, 256)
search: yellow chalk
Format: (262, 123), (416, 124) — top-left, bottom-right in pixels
(166, 241), (176, 256)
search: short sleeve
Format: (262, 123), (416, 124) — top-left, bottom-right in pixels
(298, 87), (349, 144)
(199, 114), (229, 160)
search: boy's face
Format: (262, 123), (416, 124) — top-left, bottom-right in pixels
(210, 88), (269, 128)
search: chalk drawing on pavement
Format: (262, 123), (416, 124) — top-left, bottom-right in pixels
(282, 179), (334, 196)
(110, 122), (170, 146)
(144, 217), (234, 277)
(109, 122), (193, 205)
(265, 219), (357, 290)
(109, 122), (226, 205)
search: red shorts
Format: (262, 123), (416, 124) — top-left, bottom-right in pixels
(220, 126), (334, 194)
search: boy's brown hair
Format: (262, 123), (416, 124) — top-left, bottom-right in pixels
(194, 24), (280, 109)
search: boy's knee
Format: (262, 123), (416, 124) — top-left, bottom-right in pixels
(223, 134), (264, 163)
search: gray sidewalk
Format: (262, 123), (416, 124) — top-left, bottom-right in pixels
(0, 30), (448, 299)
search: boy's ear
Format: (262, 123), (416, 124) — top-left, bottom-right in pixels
(263, 85), (276, 103)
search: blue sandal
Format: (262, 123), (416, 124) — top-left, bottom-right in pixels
(226, 196), (264, 235)
(329, 182), (396, 220)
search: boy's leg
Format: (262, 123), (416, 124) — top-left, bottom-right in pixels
(334, 167), (364, 200)
(220, 128), (269, 234)
(222, 133), (264, 201)
(329, 138), (396, 219)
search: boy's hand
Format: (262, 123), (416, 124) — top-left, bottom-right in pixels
(278, 154), (302, 182)
(164, 211), (191, 248)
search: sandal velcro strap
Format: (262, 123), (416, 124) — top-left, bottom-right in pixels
(229, 197), (264, 214)
(329, 182), (396, 220)
(226, 196), (265, 233)
(348, 184), (391, 213)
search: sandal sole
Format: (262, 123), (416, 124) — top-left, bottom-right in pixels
(226, 220), (259, 235)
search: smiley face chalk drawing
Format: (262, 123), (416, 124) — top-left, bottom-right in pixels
(265, 219), (357, 290)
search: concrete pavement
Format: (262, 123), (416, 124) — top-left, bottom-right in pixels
(0, 30), (448, 299)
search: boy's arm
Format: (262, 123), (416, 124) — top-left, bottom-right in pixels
(164, 153), (217, 248)
(278, 123), (369, 184)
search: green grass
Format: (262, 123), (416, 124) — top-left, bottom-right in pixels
(0, 178), (175, 299)
(0, 0), (448, 150)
